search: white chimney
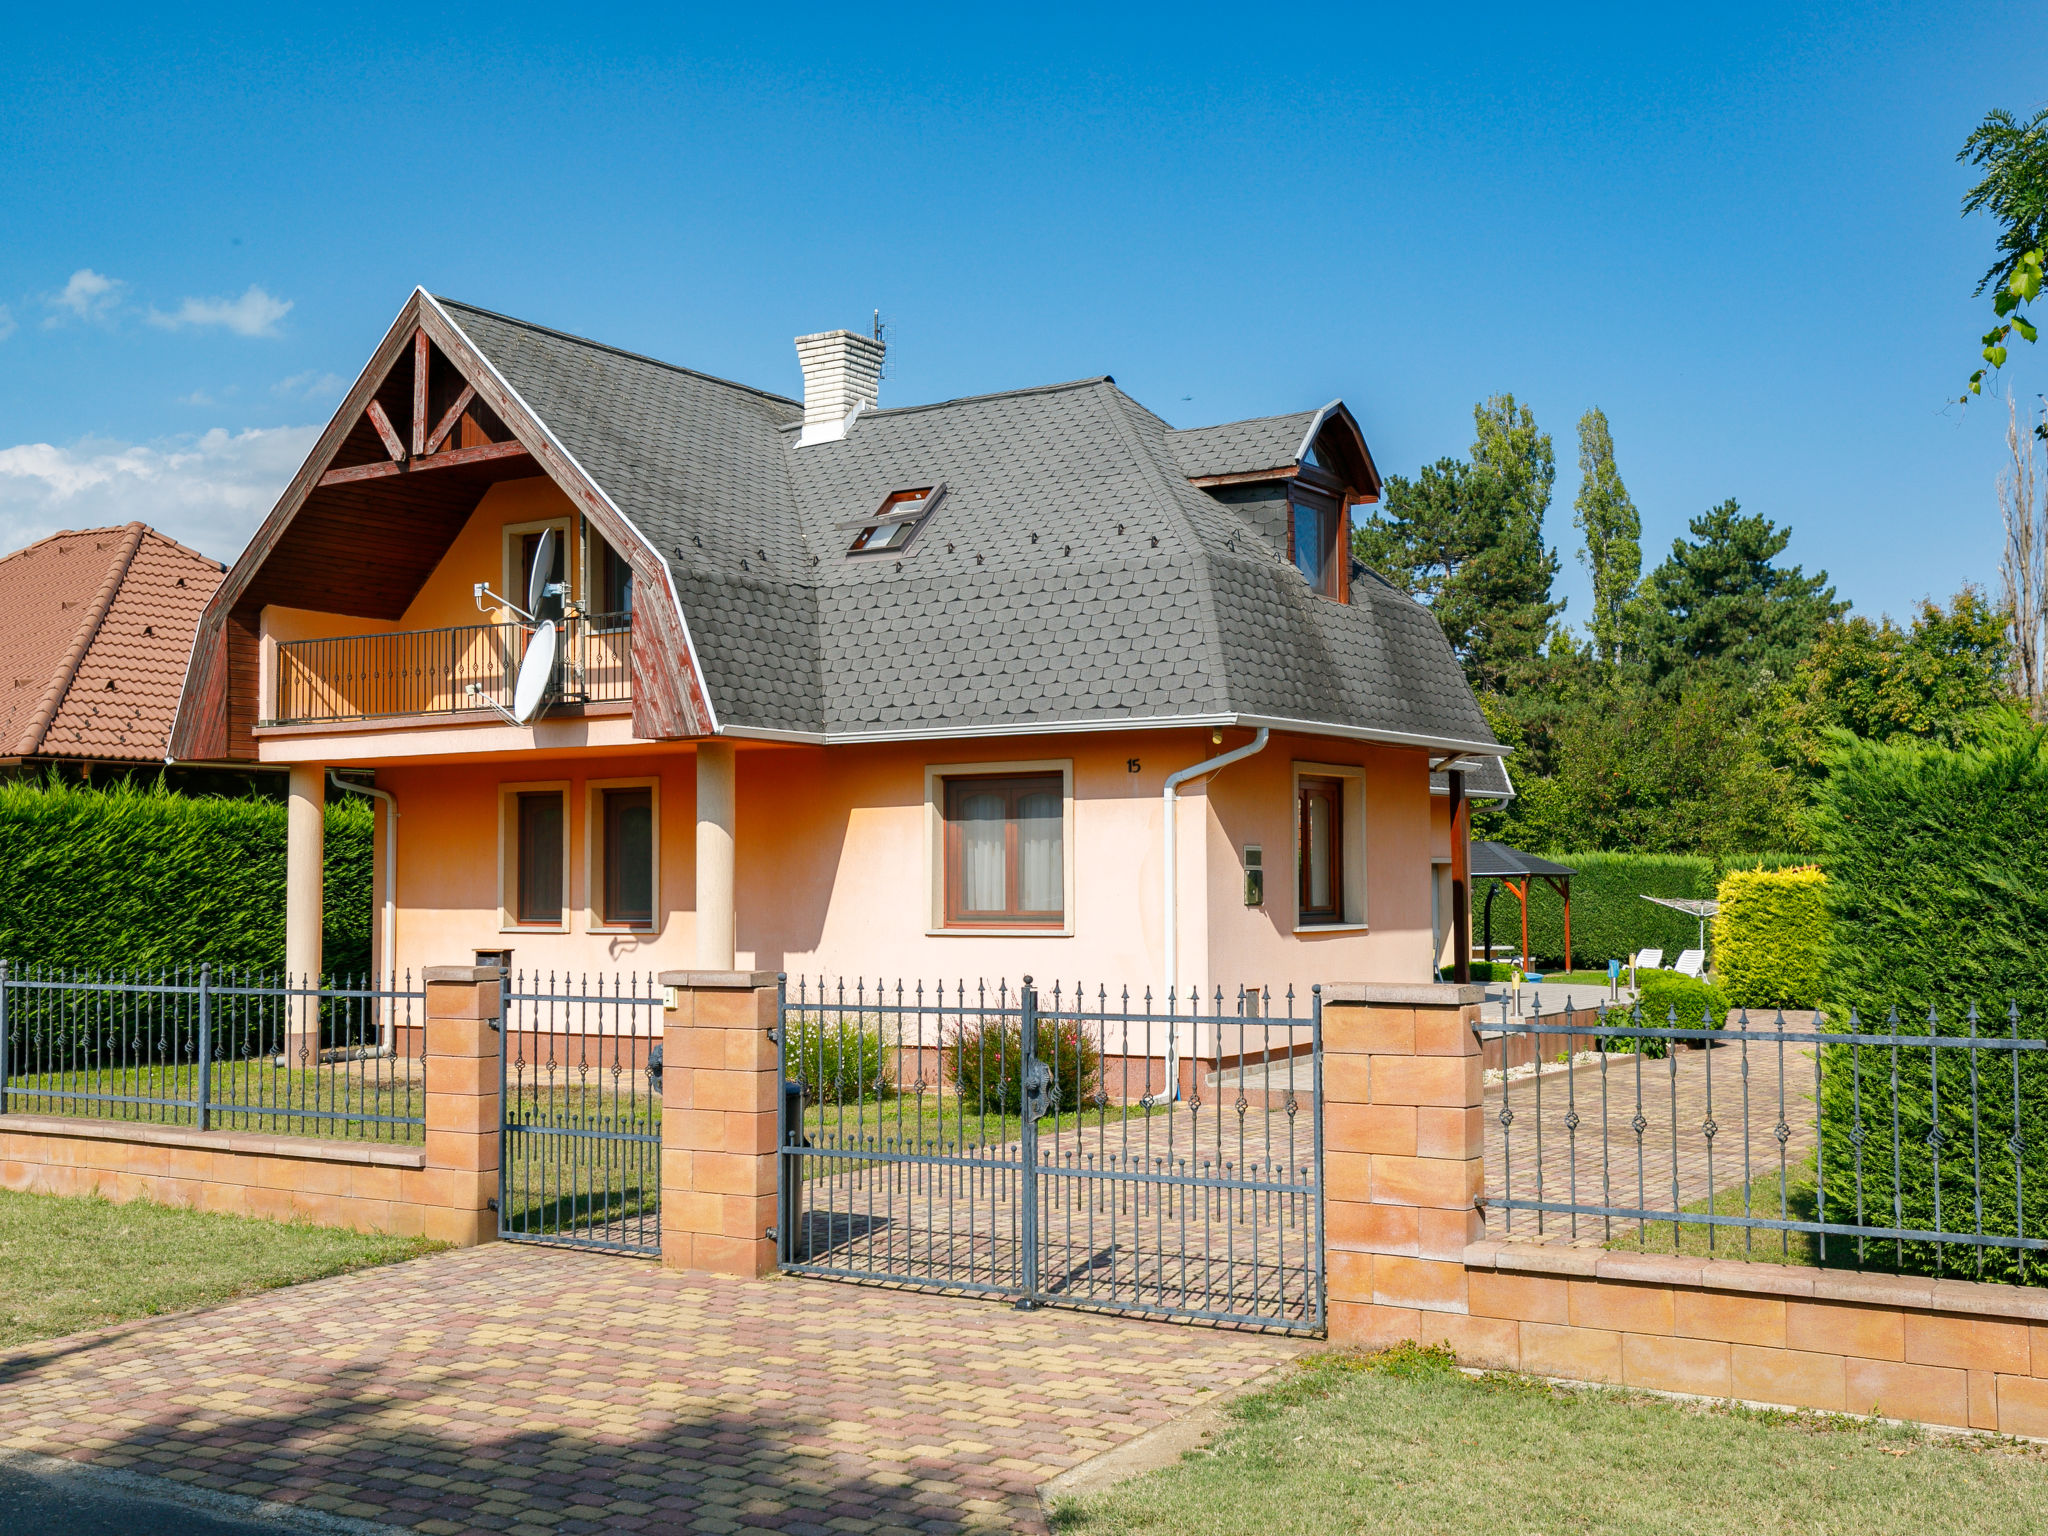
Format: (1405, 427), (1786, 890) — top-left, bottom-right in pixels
(794, 328), (885, 446)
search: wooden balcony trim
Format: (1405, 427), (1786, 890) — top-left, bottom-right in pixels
(253, 698), (633, 738)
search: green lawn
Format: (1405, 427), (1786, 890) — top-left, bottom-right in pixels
(1051, 1344), (2048, 1535)
(0, 1188), (444, 1348)
(1605, 1161), (1826, 1266)
(4, 1061), (426, 1144)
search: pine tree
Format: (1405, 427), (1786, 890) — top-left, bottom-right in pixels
(1637, 499), (1843, 686)
(1573, 407), (1641, 664)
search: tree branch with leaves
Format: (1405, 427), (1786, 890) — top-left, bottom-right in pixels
(1960, 107), (2048, 403)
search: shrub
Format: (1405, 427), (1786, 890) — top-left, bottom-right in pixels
(1600, 970), (1730, 1057)
(784, 1016), (895, 1104)
(1715, 866), (1829, 1009)
(0, 776), (370, 977)
(1812, 716), (2048, 1282)
(948, 1017), (1101, 1116)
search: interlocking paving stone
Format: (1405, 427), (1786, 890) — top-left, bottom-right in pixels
(0, 1245), (1297, 1534)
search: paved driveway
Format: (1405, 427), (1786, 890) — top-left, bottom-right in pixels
(0, 1245), (1300, 1535)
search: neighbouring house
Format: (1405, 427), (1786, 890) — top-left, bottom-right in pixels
(0, 523), (243, 789)
(168, 289), (1505, 1013)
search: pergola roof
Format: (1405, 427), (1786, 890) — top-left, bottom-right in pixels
(1470, 841), (1575, 880)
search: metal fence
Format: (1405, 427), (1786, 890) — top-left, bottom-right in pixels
(1487, 998), (2048, 1284)
(777, 976), (1324, 1331)
(499, 971), (663, 1255)
(0, 961), (425, 1142)
(269, 611), (632, 725)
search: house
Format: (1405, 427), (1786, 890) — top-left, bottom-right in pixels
(0, 523), (239, 789)
(168, 290), (1505, 1006)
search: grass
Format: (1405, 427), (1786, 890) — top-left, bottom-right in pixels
(798, 1093), (1179, 1151)
(1051, 1343), (2048, 1535)
(0, 1187), (444, 1349)
(4, 1061), (427, 1144)
(1603, 1160), (1824, 1266)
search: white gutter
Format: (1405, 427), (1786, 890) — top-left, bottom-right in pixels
(329, 772), (398, 1050)
(729, 712), (1505, 756)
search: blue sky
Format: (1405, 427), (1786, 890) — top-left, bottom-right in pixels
(2, 3), (2043, 633)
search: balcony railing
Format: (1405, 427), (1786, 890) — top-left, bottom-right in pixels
(267, 613), (631, 727)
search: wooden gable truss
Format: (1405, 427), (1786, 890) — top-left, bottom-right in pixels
(170, 291), (711, 760)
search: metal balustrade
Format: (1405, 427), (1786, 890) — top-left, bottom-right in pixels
(267, 612), (631, 726)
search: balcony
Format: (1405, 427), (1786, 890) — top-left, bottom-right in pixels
(266, 613), (631, 727)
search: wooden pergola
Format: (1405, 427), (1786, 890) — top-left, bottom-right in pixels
(1473, 841), (1576, 972)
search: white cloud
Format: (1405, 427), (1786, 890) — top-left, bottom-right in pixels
(0, 424), (320, 562)
(274, 369), (346, 402)
(176, 389), (217, 407)
(44, 268), (126, 325)
(149, 284), (292, 337)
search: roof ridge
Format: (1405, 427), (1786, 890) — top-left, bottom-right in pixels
(135, 526), (227, 572)
(431, 295), (803, 412)
(773, 375), (1118, 433)
(1172, 408), (1318, 435)
(14, 521), (145, 756)
(1, 524), (150, 563)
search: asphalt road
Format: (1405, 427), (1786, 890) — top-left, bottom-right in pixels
(0, 1460), (343, 1535)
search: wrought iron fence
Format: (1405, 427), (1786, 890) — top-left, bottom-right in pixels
(1486, 997), (2048, 1285)
(268, 611), (631, 725)
(0, 961), (425, 1142)
(777, 975), (1323, 1330)
(499, 970), (663, 1255)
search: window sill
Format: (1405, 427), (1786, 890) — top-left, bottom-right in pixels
(1294, 921), (1370, 935)
(925, 925), (1073, 938)
(588, 924), (658, 936)
(500, 923), (570, 935)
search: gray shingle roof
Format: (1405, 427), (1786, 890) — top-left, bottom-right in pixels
(1170, 412), (1318, 479)
(1432, 755), (1516, 800)
(436, 297), (1500, 753)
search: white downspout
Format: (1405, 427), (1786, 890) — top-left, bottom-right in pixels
(329, 772), (399, 1052)
(1161, 726), (1270, 1098)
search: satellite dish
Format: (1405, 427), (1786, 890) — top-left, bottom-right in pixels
(525, 528), (557, 618)
(511, 621), (558, 724)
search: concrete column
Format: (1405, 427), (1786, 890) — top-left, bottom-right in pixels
(657, 970), (779, 1277)
(419, 966), (503, 1246)
(285, 762), (326, 1062)
(1323, 982), (1486, 1348)
(694, 740), (736, 970)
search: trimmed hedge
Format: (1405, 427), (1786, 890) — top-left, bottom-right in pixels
(0, 777), (371, 977)
(1813, 716), (2048, 1283)
(1714, 866), (1829, 1009)
(1482, 851), (1813, 971)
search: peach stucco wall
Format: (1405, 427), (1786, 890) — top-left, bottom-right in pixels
(364, 728), (1437, 997)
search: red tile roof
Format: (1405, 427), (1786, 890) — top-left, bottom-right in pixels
(0, 523), (225, 762)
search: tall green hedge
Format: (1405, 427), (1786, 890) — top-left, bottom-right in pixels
(0, 777), (371, 977)
(1481, 851), (1812, 970)
(1813, 716), (2048, 1283)
(1714, 866), (1829, 1009)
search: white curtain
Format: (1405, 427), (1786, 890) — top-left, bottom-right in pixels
(1016, 789), (1062, 913)
(1305, 790), (1333, 910)
(958, 790), (1007, 911)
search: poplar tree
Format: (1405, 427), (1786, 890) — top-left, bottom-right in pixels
(1573, 407), (1641, 664)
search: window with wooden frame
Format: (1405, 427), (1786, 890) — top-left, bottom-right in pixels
(593, 538), (634, 625)
(499, 782), (571, 930)
(1290, 487), (1344, 599)
(586, 778), (658, 931)
(503, 517), (572, 624)
(1292, 761), (1367, 930)
(846, 484), (946, 558)
(940, 772), (1065, 927)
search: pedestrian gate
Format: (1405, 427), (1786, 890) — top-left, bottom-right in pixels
(774, 978), (1325, 1331)
(498, 973), (663, 1254)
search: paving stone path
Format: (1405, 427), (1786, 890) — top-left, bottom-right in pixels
(0, 1245), (1300, 1535)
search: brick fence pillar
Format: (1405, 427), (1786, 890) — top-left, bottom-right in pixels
(420, 965), (502, 1246)
(657, 970), (780, 1277)
(1323, 981), (1486, 1346)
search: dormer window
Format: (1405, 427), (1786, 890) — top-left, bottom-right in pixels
(847, 485), (945, 557)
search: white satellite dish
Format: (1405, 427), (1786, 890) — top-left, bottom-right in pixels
(526, 528), (557, 618)
(511, 621), (558, 724)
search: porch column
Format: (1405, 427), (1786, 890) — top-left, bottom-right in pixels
(694, 740), (736, 970)
(285, 762), (325, 1063)
(658, 970), (779, 1277)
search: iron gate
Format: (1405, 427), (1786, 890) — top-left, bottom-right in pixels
(775, 977), (1324, 1331)
(499, 972), (663, 1254)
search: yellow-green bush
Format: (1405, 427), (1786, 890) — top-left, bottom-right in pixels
(1713, 866), (1830, 1009)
